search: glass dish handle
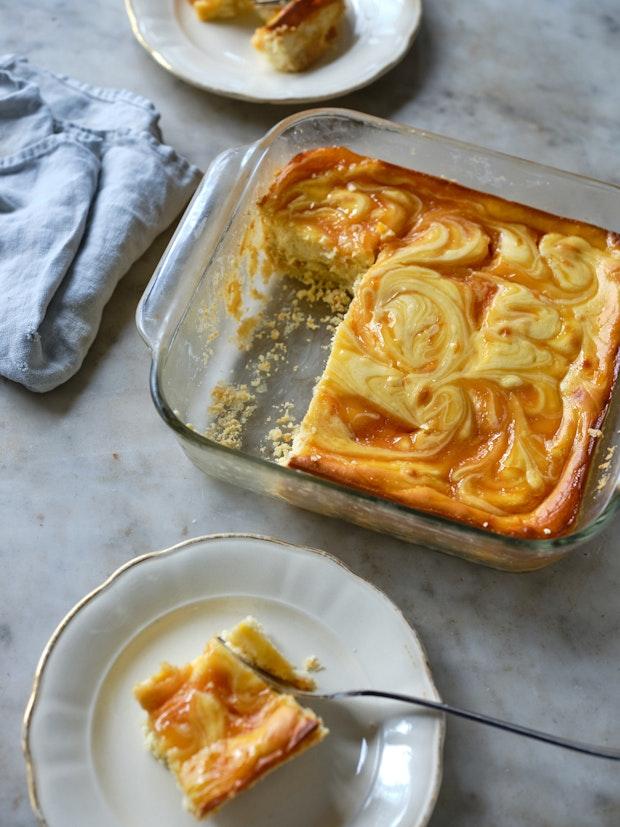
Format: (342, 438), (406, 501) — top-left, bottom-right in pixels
(136, 143), (255, 352)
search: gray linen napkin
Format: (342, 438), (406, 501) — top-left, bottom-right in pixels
(0, 55), (201, 392)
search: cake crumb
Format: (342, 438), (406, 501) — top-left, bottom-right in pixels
(273, 442), (293, 460)
(225, 278), (244, 320)
(588, 428), (603, 438)
(212, 249), (353, 459)
(236, 314), (261, 350)
(266, 401), (299, 461)
(258, 358), (272, 374)
(596, 473), (610, 492)
(303, 655), (324, 673)
(594, 446), (616, 492)
(205, 382), (257, 449)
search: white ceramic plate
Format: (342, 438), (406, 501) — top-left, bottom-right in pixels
(24, 534), (443, 827)
(125, 0), (423, 103)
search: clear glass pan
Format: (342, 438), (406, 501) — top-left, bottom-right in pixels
(136, 109), (620, 571)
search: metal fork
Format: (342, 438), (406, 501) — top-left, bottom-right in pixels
(217, 638), (619, 761)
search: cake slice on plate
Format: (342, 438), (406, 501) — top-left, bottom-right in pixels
(134, 618), (327, 819)
(252, 0), (345, 72)
(190, 0), (286, 20)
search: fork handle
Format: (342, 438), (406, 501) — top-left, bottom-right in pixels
(327, 690), (619, 761)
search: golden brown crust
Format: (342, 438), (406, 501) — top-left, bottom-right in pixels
(224, 616), (316, 690)
(288, 421), (596, 539)
(252, 0), (344, 72)
(190, 0), (252, 21)
(260, 147), (613, 245)
(260, 0), (342, 30)
(263, 147), (620, 539)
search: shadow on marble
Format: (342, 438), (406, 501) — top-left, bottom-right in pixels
(432, 722), (620, 827)
(338, 15), (437, 120)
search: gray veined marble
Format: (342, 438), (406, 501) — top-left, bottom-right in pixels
(1, 1), (619, 825)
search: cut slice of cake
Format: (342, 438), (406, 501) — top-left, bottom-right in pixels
(134, 618), (327, 819)
(222, 616), (316, 690)
(252, 0), (345, 72)
(190, 0), (253, 21)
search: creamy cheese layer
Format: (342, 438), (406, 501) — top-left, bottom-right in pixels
(134, 622), (326, 817)
(260, 148), (620, 538)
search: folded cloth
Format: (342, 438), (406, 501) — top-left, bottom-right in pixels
(0, 55), (201, 392)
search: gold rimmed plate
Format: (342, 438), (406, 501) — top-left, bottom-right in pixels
(125, 0), (423, 104)
(24, 533), (443, 826)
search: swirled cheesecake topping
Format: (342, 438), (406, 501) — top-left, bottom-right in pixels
(260, 147), (620, 537)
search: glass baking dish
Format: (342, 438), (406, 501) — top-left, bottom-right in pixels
(136, 109), (620, 571)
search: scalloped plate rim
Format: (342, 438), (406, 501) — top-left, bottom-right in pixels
(124, 0), (423, 104)
(23, 533), (444, 827)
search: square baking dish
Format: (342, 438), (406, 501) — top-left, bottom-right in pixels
(136, 109), (620, 571)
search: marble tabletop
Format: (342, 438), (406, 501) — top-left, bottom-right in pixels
(2, 1), (619, 825)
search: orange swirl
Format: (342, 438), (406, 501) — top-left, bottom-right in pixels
(260, 147), (620, 538)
